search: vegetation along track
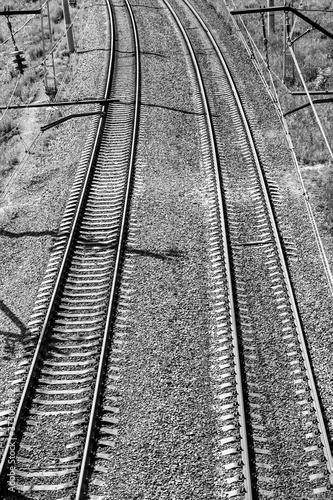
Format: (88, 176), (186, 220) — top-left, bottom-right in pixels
(164, 0), (333, 498)
(0, 0), (139, 497)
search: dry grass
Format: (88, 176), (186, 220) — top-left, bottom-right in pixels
(50, 2), (64, 24)
(0, 0), (69, 186)
(227, 0), (333, 230)
(229, 0), (333, 165)
(0, 116), (19, 142)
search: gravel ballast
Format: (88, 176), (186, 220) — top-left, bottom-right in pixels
(231, 0), (332, 437)
(96, 0), (333, 497)
(0, 0), (109, 453)
(1, 0), (333, 498)
(189, 0), (333, 494)
(88, 1), (219, 498)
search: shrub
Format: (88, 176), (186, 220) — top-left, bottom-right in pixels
(53, 22), (64, 42)
(0, 146), (21, 178)
(0, 116), (19, 142)
(29, 27), (43, 45)
(28, 43), (44, 61)
(230, 0), (333, 165)
(8, 152), (19, 167)
(50, 2), (64, 24)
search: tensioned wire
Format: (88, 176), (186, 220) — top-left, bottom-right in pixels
(0, 0), (49, 49)
(0, 0), (100, 203)
(223, 0), (333, 296)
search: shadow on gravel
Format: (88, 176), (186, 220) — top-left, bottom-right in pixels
(77, 48), (109, 54)
(0, 330), (23, 340)
(115, 99), (209, 118)
(130, 4), (164, 8)
(141, 51), (167, 58)
(141, 101), (208, 117)
(0, 229), (57, 238)
(0, 300), (27, 336)
(127, 247), (185, 261)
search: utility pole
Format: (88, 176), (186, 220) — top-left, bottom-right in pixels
(283, 0), (295, 84)
(40, 0), (57, 98)
(289, 0), (295, 84)
(62, 0), (75, 53)
(283, 0), (287, 82)
(267, 0), (275, 35)
(0, 6), (40, 76)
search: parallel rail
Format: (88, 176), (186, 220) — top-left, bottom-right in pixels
(164, 0), (333, 496)
(162, 0), (253, 497)
(0, 0), (331, 497)
(182, 0), (333, 477)
(0, 0), (139, 497)
(75, 0), (140, 496)
(0, 0), (115, 483)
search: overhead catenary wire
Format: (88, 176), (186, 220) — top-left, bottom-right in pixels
(0, 0), (79, 120)
(0, 0), (97, 202)
(227, 0), (291, 93)
(287, 39), (333, 160)
(29, 0), (102, 82)
(0, 0), (93, 203)
(0, 0), (49, 49)
(0, 76), (22, 122)
(226, 0), (333, 160)
(223, 0), (333, 297)
(1, 0), (79, 74)
(1, 0), (90, 117)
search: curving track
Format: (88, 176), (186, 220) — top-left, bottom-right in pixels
(161, 0), (333, 498)
(0, 0), (139, 497)
(160, 0), (252, 497)
(0, 0), (332, 498)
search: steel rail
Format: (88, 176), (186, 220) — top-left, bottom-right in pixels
(162, 0), (253, 497)
(183, 0), (333, 476)
(74, 0), (140, 497)
(0, 0), (116, 491)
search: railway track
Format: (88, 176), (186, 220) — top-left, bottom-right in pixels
(0, 0), (332, 498)
(0, 0), (139, 497)
(162, 0), (333, 497)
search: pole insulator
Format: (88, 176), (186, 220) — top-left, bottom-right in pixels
(11, 48), (27, 74)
